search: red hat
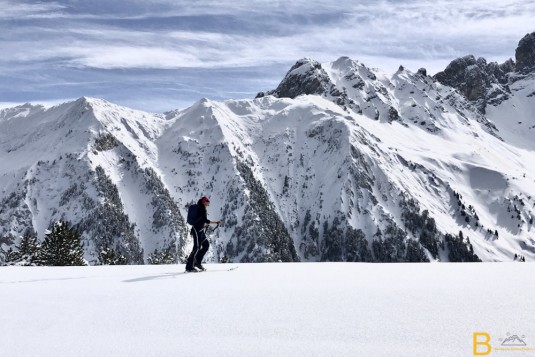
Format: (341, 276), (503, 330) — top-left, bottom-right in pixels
(200, 196), (210, 203)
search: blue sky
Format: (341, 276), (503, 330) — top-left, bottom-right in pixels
(1, 0), (534, 112)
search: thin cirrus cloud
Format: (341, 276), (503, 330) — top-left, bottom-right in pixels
(0, 0), (533, 112)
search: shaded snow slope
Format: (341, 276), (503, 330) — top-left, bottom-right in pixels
(486, 73), (535, 151)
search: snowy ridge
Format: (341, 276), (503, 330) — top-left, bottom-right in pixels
(1, 56), (535, 264)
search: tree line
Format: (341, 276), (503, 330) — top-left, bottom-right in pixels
(5, 220), (86, 266)
(4, 220), (130, 266)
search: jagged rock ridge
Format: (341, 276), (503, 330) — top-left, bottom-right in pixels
(434, 31), (535, 113)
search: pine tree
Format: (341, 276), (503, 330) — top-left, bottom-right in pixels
(98, 245), (127, 265)
(5, 231), (40, 265)
(38, 221), (86, 266)
(5, 248), (20, 264)
(345, 227), (372, 262)
(21, 231), (39, 254)
(147, 247), (175, 264)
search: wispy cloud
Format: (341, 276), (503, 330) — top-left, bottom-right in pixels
(0, 0), (66, 19)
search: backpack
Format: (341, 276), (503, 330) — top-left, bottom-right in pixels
(187, 204), (199, 225)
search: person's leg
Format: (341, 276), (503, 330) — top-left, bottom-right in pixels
(185, 228), (199, 270)
(194, 232), (210, 267)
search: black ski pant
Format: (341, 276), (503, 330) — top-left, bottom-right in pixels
(186, 227), (209, 269)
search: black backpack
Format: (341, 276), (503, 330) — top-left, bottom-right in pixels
(187, 204), (199, 225)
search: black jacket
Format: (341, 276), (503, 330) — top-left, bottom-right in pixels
(192, 204), (210, 232)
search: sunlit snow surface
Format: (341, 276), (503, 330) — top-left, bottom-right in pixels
(1, 263), (534, 356)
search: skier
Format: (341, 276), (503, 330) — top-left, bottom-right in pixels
(185, 196), (222, 272)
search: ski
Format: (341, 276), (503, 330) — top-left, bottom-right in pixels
(184, 266), (238, 273)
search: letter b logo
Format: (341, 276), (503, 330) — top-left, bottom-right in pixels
(473, 332), (492, 356)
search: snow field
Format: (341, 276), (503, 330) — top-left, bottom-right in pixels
(1, 262), (534, 356)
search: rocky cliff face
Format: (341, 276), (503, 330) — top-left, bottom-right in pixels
(434, 31), (535, 113)
(515, 32), (535, 74)
(256, 59), (331, 99)
(433, 55), (513, 113)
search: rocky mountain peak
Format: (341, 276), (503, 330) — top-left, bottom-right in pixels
(515, 31), (535, 73)
(500, 58), (515, 73)
(432, 32), (535, 112)
(433, 54), (512, 113)
(256, 58), (332, 99)
(416, 68), (427, 77)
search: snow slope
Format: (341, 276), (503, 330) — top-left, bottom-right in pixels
(1, 263), (534, 356)
(486, 72), (535, 150)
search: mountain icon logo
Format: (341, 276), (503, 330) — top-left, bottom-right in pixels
(501, 334), (527, 346)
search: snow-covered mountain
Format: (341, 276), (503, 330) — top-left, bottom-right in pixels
(1, 33), (534, 264)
